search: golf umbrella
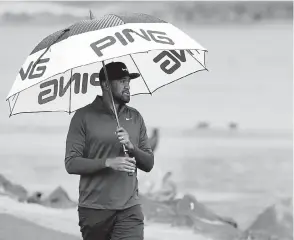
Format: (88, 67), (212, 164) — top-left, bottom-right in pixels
(7, 11), (208, 156)
(6, 12), (208, 165)
(7, 12), (207, 115)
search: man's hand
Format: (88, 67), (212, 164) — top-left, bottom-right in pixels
(116, 127), (134, 151)
(105, 157), (136, 173)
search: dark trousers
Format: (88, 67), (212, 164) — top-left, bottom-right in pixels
(78, 205), (144, 240)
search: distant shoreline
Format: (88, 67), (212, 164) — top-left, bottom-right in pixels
(0, 1), (292, 26)
(0, 124), (292, 140)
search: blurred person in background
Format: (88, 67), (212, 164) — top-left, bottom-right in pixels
(146, 171), (177, 202)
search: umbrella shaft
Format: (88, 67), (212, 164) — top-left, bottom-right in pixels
(102, 61), (129, 156)
(102, 61), (120, 125)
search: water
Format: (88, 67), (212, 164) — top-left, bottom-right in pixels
(0, 128), (292, 229)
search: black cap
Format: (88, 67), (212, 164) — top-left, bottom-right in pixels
(99, 62), (140, 81)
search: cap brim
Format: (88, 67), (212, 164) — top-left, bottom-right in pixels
(129, 73), (140, 80)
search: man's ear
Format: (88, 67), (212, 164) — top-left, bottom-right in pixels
(100, 80), (110, 90)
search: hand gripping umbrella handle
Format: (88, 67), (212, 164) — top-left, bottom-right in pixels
(102, 61), (134, 176)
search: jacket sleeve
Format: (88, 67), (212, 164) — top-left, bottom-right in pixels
(64, 110), (107, 175)
(130, 113), (154, 172)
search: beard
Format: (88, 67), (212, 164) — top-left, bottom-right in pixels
(113, 92), (130, 104)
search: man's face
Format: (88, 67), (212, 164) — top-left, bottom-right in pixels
(110, 76), (131, 104)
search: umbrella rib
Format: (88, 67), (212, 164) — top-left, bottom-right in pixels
(6, 93), (17, 116)
(9, 110), (72, 117)
(8, 98), (12, 115)
(7, 93), (18, 114)
(130, 54), (152, 95)
(187, 49), (208, 71)
(9, 93), (19, 117)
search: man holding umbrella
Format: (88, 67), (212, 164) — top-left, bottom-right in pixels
(65, 61), (154, 240)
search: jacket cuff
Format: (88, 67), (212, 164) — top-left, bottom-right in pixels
(128, 145), (138, 155)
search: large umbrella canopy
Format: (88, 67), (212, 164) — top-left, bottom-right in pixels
(6, 12), (207, 116)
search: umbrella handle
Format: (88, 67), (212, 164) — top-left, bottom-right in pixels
(102, 61), (133, 176)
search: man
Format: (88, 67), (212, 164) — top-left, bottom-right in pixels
(146, 171), (177, 202)
(157, 171), (177, 202)
(64, 62), (154, 240)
